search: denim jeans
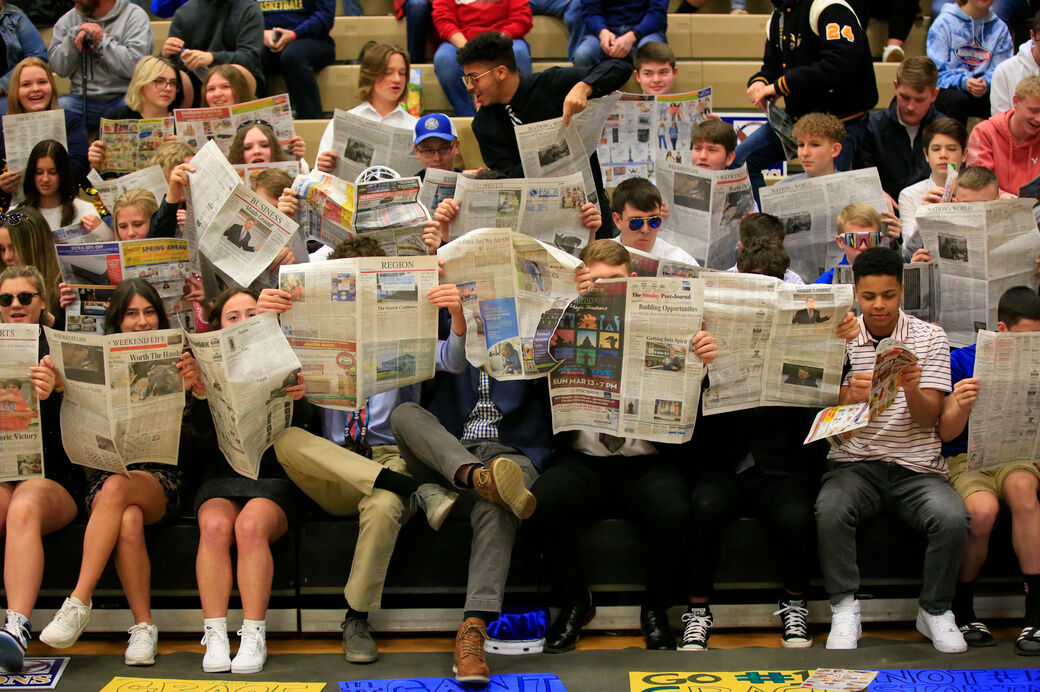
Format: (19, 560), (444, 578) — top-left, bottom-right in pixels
(404, 0), (434, 62)
(572, 30), (667, 68)
(262, 37), (336, 119)
(529, 0), (586, 61)
(342, 0), (362, 14)
(58, 93), (126, 136)
(434, 39), (532, 116)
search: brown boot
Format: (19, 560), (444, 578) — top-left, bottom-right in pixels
(453, 617), (490, 683)
(472, 457), (536, 519)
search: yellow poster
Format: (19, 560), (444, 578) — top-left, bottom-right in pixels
(630, 670), (823, 692)
(99, 677), (326, 692)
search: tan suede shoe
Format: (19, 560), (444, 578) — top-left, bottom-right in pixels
(472, 457), (536, 519)
(453, 618), (490, 684)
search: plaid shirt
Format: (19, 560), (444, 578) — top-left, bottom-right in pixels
(461, 370), (502, 441)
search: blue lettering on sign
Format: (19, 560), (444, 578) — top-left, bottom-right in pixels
(870, 669), (1040, 690)
(339, 673), (566, 692)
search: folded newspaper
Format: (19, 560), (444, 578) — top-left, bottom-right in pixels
(804, 338), (917, 444)
(186, 311), (301, 480)
(353, 176), (430, 255)
(419, 168), (458, 214)
(0, 324), (44, 482)
(98, 117), (175, 175)
(330, 109), (420, 181)
(175, 94), (295, 154)
(292, 169), (356, 249)
(548, 276), (706, 443)
(277, 256), (439, 410)
(45, 327), (186, 474)
(438, 227), (581, 379)
(88, 166), (168, 218)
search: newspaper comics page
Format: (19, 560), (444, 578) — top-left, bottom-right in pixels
(98, 117), (175, 175)
(187, 312), (301, 479)
(89, 166), (169, 218)
(45, 327), (185, 474)
(330, 109), (420, 182)
(967, 330), (1040, 470)
(439, 228), (579, 379)
(0, 324), (44, 482)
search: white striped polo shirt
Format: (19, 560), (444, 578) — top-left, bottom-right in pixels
(828, 310), (952, 476)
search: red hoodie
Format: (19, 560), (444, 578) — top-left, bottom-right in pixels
(432, 0), (532, 41)
(967, 108), (1040, 196)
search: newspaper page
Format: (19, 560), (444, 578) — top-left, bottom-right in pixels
(701, 275), (853, 414)
(353, 177), (429, 256)
(3, 109), (66, 205)
(439, 227), (580, 379)
(175, 94), (295, 154)
(277, 256), (439, 410)
(548, 276), (706, 442)
(804, 338), (918, 443)
(917, 198), (1040, 347)
(292, 169), (356, 248)
(330, 109), (420, 182)
(52, 218), (114, 245)
(451, 172), (590, 255)
(97, 117), (175, 175)
(44, 327), (185, 474)
(186, 311), (301, 479)
(56, 239), (194, 333)
(0, 324), (44, 482)
(656, 161), (755, 269)
(234, 160), (301, 187)
(626, 246), (707, 278)
(759, 168), (887, 282)
(967, 330), (1040, 470)
(419, 168), (458, 214)
(834, 261), (940, 323)
(571, 92), (622, 156)
(88, 166), (168, 217)
(514, 117), (596, 196)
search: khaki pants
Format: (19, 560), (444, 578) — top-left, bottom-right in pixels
(273, 427), (409, 611)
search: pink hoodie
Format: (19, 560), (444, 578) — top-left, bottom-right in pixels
(967, 108), (1040, 195)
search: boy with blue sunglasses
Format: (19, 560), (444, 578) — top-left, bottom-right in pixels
(610, 177), (698, 266)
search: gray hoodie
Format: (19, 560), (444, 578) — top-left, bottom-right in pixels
(47, 0), (155, 99)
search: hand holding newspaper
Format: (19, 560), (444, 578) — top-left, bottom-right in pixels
(187, 312), (301, 479)
(804, 338), (917, 444)
(45, 327), (186, 474)
(353, 177), (430, 255)
(438, 228), (581, 379)
(0, 324), (45, 482)
(3, 109), (66, 204)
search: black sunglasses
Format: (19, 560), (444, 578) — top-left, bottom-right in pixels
(237, 119), (273, 132)
(0, 291), (40, 307)
(0, 212), (26, 227)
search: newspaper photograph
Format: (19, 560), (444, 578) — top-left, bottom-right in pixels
(98, 117), (175, 175)
(292, 169), (356, 248)
(330, 109), (420, 182)
(418, 168), (458, 214)
(967, 330), (1040, 470)
(186, 311), (301, 479)
(3, 109), (66, 204)
(655, 161), (755, 269)
(548, 276), (706, 443)
(834, 260), (940, 323)
(439, 227), (580, 379)
(451, 172), (591, 255)
(52, 218), (114, 245)
(701, 275), (854, 414)
(88, 166), (168, 218)
(353, 177), (429, 256)
(804, 337), (918, 444)
(44, 326), (185, 474)
(917, 198), (1040, 346)
(0, 324), (44, 482)
(759, 168), (887, 282)
(56, 238), (194, 333)
(175, 94), (295, 154)
(514, 116), (596, 196)
(277, 256), (439, 409)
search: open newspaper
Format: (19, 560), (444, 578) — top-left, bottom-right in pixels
(967, 330), (1040, 470)
(186, 311), (301, 479)
(767, 102), (799, 161)
(88, 166), (168, 217)
(353, 177), (429, 255)
(701, 275), (853, 414)
(804, 338), (918, 444)
(292, 169), (356, 248)
(98, 117), (175, 175)
(759, 168), (887, 282)
(833, 260), (940, 323)
(3, 109), (66, 204)
(626, 247), (707, 278)
(514, 117), (597, 195)
(916, 198), (1040, 347)
(0, 324), (44, 482)
(451, 172), (590, 256)
(655, 160), (755, 269)
(548, 276), (706, 442)
(234, 160), (301, 186)
(44, 327), (185, 474)
(419, 168), (458, 214)
(439, 227), (580, 379)
(56, 238), (194, 333)
(277, 256), (438, 410)
(175, 94), (295, 154)
(52, 218), (114, 245)
(330, 109), (420, 182)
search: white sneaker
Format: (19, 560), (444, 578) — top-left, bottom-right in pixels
(231, 624), (267, 674)
(882, 44), (905, 62)
(124, 622), (158, 666)
(916, 608), (967, 653)
(826, 599), (861, 649)
(201, 622), (231, 673)
(39, 597), (91, 649)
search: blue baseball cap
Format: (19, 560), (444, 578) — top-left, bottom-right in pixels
(414, 113), (458, 145)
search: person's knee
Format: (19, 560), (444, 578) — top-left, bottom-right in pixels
(5, 495), (42, 534)
(94, 475), (132, 508)
(234, 510), (276, 548)
(198, 509), (235, 547)
(1003, 472), (1039, 510)
(927, 497), (970, 537)
(389, 402), (422, 439)
(118, 505), (146, 544)
(362, 489), (406, 525)
(965, 491), (1000, 535)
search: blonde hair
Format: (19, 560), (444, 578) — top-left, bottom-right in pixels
(955, 165), (999, 192)
(358, 43), (410, 105)
(1016, 75), (1040, 101)
(252, 168), (293, 200)
(150, 141), (195, 179)
(113, 189), (159, 224)
(579, 239), (632, 273)
(792, 112), (846, 144)
(0, 265), (47, 322)
(7, 58), (59, 115)
(837, 202), (882, 234)
(125, 56), (177, 113)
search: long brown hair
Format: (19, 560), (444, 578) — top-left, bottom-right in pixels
(23, 140), (77, 227)
(227, 123), (288, 165)
(5, 207), (61, 314)
(357, 43), (410, 105)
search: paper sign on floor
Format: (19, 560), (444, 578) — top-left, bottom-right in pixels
(801, 669), (877, 691)
(99, 678), (326, 691)
(0, 658), (68, 690)
(340, 673), (566, 691)
(631, 669), (1040, 692)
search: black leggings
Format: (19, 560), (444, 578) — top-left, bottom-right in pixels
(848, 0), (918, 41)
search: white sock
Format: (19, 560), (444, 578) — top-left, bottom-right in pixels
(836, 595), (856, 607)
(204, 617), (226, 630)
(241, 618), (265, 632)
(6, 611), (27, 628)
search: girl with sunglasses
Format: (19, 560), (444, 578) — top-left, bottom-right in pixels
(0, 265), (84, 671)
(0, 207), (65, 325)
(38, 279), (205, 667)
(20, 140), (104, 237)
(0, 58), (88, 191)
(226, 121), (306, 170)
